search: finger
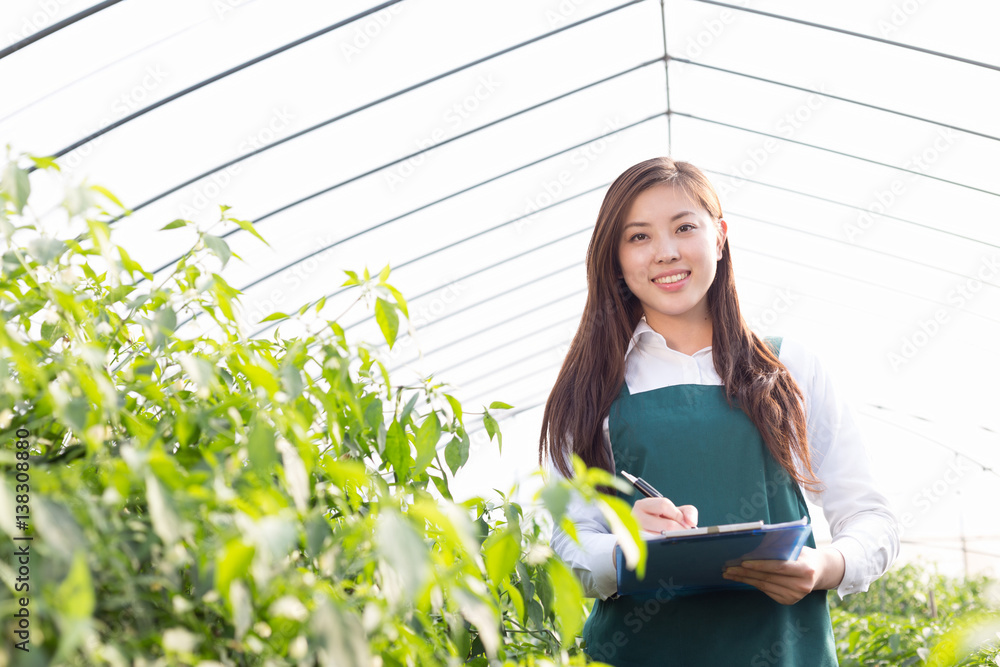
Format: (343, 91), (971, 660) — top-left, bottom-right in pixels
(725, 568), (812, 599)
(739, 560), (788, 573)
(636, 497), (686, 525)
(723, 571), (791, 600)
(679, 505), (698, 528)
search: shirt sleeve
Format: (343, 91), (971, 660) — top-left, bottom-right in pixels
(545, 417), (620, 600)
(781, 338), (902, 600)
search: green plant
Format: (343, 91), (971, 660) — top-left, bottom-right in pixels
(829, 560), (1000, 666)
(0, 152), (644, 666)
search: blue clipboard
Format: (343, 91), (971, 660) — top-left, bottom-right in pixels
(614, 516), (813, 597)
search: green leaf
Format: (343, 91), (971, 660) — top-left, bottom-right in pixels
(374, 297), (399, 348)
(248, 419), (278, 473)
(342, 270), (360, 286)
(445, 393), (463, 425)
(27, 236), (66, 264)
(231, 217), (270, 247)
(90, 184), (128, 212)
(545, 558), (585, 649)
(41, 320), (64, 342)
(259, 311), (290, 322)
(414, 411), (441, 473)
(241, 362), (280, 396)
(177, 354), (218, 395)
(454, 588), (499, 659)
(444, 432), (469, 476)
(483, 411), (501, 454)
(203, 234), (232, 267)
(399, 392), (419, 425)
(118, 246), (153, 280)
(384, 419), (410, 475)
(429, 473), (453, 500)
(27, 154), (61, 171)
(483, 528), (519, 586)
(160, 219), (189, 230)
(383, 283), (409, 319)
(502, 580), (526, 626)
(1, 162), (30, 214)
(378, 263), (391, 283)
(55, 550), (95, 619)
(363, 398), (383, 431)
(280, 359), (304, 399)
(540, 482), (571, 523)
(145, 470), (182, 547)
(143, 306), (176, 351)
(488, 401), (513, 410)
(216, 538), (255, 608)
(600, 495), (647, 578)
(376, 512), (429, 606)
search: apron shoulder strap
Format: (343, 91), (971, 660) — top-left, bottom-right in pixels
(763, 335), (783, 356)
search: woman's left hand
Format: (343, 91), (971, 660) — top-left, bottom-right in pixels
(721, 546), (845, 605)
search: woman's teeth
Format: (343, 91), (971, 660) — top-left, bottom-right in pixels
(653, 272), (690, 284)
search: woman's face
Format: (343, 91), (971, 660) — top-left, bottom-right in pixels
(616, 183), (727, 333)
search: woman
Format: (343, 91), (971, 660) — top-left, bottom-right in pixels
(538, 157), (900, 666)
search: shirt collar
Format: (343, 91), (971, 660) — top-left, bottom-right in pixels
(625, 315), (713, 360)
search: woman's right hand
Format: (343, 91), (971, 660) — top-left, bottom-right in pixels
(632, 497), (698, 532)
(611, 498), (699, 566)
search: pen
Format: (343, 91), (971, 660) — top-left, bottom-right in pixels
(621, 470), (663, 498)
(622, 471), (697, 532)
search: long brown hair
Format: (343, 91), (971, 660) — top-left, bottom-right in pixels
(538, 157), (823, 494)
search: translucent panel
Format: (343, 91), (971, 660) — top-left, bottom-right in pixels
(2, 0), (998, 577)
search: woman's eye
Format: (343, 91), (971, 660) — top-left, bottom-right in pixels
(629, 233), (648, 241)
(677, 223), (694, 232)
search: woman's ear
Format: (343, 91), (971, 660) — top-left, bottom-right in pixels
(716, 218), (728, 259)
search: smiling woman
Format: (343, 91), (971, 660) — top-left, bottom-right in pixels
(538, 156), (900, 666)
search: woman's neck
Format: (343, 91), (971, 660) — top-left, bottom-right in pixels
(644, 311), (714, 356)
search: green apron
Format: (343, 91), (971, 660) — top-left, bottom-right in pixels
(582, 337), (838, 666)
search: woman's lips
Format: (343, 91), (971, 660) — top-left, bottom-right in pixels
(651, 271), (691, 291)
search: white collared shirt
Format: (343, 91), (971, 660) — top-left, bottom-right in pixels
(547, 316), (901, 601)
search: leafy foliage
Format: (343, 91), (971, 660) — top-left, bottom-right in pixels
(829, 560), (1000, 666)
(0, 153), (645, 666)
(1, 152), (996, 667)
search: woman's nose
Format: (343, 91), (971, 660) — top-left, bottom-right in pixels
(654, 238), (680, 263)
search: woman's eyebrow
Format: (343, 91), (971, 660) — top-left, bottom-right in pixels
(622, 211), (698, 231)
